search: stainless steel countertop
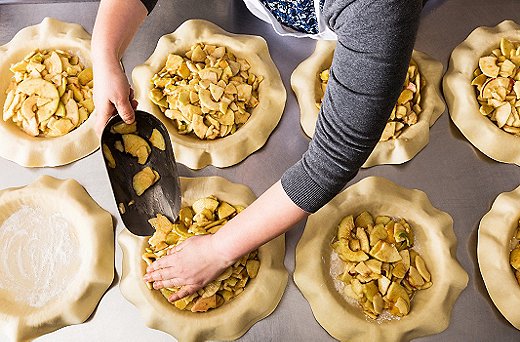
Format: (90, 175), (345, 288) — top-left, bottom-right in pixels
(1, 0), (520, 341)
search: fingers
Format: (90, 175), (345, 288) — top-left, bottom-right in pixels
(167, 243), (184, 255)
(146, 254), (172, 273)
(153, 277), (184, 290)
(168, 284), (200, 302)
(167, 237), (194, 255)
(144, 266), (175, 282)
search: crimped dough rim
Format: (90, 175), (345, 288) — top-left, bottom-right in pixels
(443, 20), (520, 165)
(0, 17), (99, 167)
(132, 19), (286, 170)
(290, 41), (445, 168)
(118, 176), (288, 341)
(478, 184), (520, 330)
(294, 176), (468, 341)
(0, 175), (114, 341)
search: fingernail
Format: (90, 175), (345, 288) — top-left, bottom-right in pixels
(143, 275), (150, 281)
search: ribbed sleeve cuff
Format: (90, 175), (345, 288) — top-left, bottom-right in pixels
(281, 160), (338, 214)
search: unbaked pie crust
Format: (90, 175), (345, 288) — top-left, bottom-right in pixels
(291, 41), (445, 168)
(478, 184), (520, 330)
(294, 176), (468, 341)
(443, 20), (520, 165)
(0, 17), (99, 167)
(132, 19), (286, 169)
(119, 176), (288, 341)
(0, 175), (114, 341)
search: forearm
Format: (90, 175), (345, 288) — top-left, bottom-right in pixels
(282, 0), (422, 213)
(92, 0), (147, 67)
(212, 181), (308, 262)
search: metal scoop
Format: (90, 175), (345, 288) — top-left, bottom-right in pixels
(101, 110), (181, 236)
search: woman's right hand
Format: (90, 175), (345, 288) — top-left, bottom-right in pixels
(93, 61), (138, 135)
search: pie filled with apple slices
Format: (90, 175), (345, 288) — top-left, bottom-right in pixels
(3, 49), (94, 137)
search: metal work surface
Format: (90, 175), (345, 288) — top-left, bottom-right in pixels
(0, 0), (519, 341)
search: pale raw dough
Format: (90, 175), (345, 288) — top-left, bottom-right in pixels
(443, 20), (520, 165)
(478, 184), (520, 330)
(132, 19), (286, 170)
(293, 176), (468, 341)
(0, 17), (99, 167)
(291, 41), (445, 168)
(119, 176), (288, 341)
(0, 176), (114, 341)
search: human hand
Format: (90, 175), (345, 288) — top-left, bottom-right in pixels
(143, 234), (234, 302)
(93, 62), (138, 135)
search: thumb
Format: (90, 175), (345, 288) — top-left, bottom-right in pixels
(115, 97), (135, 124)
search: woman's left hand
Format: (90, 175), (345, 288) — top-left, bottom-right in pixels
(143, 234), (233, 302)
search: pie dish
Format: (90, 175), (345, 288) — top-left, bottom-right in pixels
(478, 184), (520, 330)
(132, 19), (286, 169)
(443, 20), (520, 165)
(0, 17), (98, 167)
(119, 176), (288, 341)
(291, 41), (445, 168)
(294, 176), (468, 341)
(0, 175), (114, 341)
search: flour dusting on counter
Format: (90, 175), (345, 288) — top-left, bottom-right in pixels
(0, 206), (78, 307)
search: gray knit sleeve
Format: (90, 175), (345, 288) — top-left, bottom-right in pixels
(139, 0), (158, 14)
(281, 0), (422, 213)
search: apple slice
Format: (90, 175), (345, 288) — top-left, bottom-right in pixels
(500, 37), (514, 57)
(479, 56), (500, 78)
(21, 95), (38, 120)
(16, 78), (59, 119)
(21, 116), (39, 136)
(480, 77), (511, 99)
(495, 102), (512, 128)
(44, 51), (63, 75)
(2, 90), (16, 119)
(514, 80), (520, 99)
(65, 98), (79, 126)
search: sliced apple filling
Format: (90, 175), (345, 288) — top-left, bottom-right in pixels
(317, 61), (424, 141)
(3, 49), (94, 137)
(133, 166), (160, 196)
(509, 219), (520, 285)
(471, 38), (520, 135)
(142, 196), (260, 312)
(149, 43), (262, 140)
(331, 211), (432, 319)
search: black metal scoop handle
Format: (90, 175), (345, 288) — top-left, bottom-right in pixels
(101, 110), (181, 236)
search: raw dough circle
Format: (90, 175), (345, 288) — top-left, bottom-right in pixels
(119, 176), (288, 341)
(443, 20), (520, 165)
(291, 41), (445, 168)
(0, 175), (114, 341)
(478, 184), (520, 330)
(294, 176), (468, 341)
(132, 19), (286, 170)
(0, 17), (98, 167)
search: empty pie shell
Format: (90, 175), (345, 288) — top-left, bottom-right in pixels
(443, 20), (520, 165)
(291, 41), (445, 168)
(0, 175), (114, 341)
(119, 176), (288, 341)
(132, 19), (286, 169)
(0, 17), (98, 167)
(478, 184), (520, 329)
(294, 176), (468, 341)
